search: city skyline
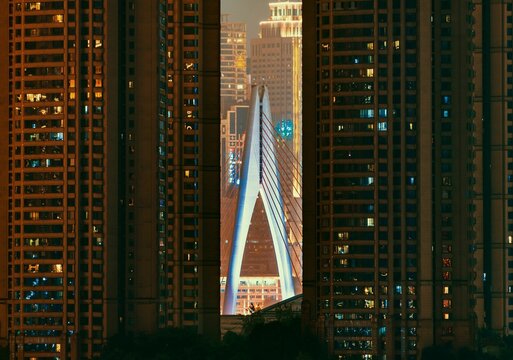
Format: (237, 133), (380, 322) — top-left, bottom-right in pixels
(219, 0), (303, 316)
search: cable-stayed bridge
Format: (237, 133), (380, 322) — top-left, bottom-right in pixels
(222, 85), (302, 315)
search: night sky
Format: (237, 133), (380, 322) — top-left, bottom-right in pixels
(221, 0), (270, 41)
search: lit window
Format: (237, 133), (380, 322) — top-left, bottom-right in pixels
(335, 245), (349, 254)
(378, 122), (387, 131)
(364, 300), (374, 309)
(442, 300), (452, 309)
(28, 2), (41, 10)
(27, 264), (39, 273)
(442, 271), (451, 280)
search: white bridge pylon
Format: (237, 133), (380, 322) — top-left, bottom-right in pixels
(222, 85), (296, 315)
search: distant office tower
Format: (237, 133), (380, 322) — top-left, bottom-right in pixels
(250, 1), (303, 290)
(220, 16), (248, 116)
(251, 2), (302, 200)
(302, 0), (507, 358)
(250, 1), (302, 125)
(221, 105), (249, 194)
(0, 0), (219, 358)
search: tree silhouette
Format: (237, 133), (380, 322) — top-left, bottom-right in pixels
(100, 318), (332, 360)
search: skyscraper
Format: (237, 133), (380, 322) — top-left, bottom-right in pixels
(474, 0), (513, 336)
(0, 0), (219, 358)
(302, 0), (508, 358)
(250, 1), (302, 125)
(250, 1), (302, 203)
(220, 16), (248, 116)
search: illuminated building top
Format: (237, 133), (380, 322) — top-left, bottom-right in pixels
(259, 1), (302, 38)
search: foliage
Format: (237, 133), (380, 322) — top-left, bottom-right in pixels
(237, 317), (332, 360)
(241, 309), (265, 336)
(100, 327), (220, 360)
(421, 332), (513, 360)
(100, 317), (332, 360)
(0, 345), (8, 360)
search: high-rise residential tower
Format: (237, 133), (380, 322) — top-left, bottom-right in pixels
(302, 0), (499, 358)
(473, 0), (513, 336)
(0, 0), (220, 358)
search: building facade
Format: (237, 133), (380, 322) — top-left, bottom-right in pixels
(474, 0), (513, 335)
(220, 15), (247, 117)
(251, 1), (302, 255)
(302, 0), (511, 358)
(0, 0), (219, 358)
(250, 1), (302, 125)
